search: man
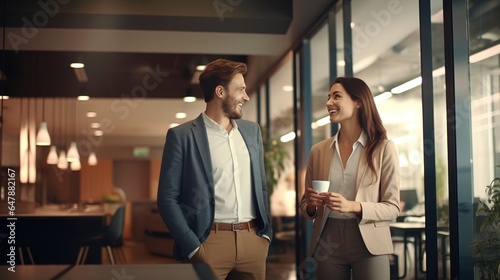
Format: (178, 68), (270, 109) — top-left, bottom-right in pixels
(157, 59), (272, 280)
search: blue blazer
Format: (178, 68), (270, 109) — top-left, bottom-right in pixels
(157, 114), (272, 260)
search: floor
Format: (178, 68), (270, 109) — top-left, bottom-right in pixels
(112, 239), (297, 280)
(112, 239), (445, 280)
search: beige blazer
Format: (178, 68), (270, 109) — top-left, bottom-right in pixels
(300, 137), (401, 256)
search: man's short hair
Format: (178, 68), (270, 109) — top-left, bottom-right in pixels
(199, 59), (247, 102)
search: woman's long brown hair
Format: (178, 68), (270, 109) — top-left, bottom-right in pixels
(332, 77), (387, 176)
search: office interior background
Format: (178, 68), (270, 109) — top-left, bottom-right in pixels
(0, 0), (499, 279)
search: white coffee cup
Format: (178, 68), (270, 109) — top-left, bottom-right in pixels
(312, 180), (330, 193)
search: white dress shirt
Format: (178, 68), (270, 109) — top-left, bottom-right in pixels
(188, 114), (260, 259)
(328, 130), (367, 219)
(202, 113), (256, 223)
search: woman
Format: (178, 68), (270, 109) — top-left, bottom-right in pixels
(300, 77), (400, 280)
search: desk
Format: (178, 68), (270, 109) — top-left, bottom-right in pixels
(390, 222), (426, 280)
(0, 207), (107, 264)
(0, 265), (72, 280)
(0, 264), (217, 280)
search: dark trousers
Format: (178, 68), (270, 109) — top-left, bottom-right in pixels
(313, 218), (390, 280)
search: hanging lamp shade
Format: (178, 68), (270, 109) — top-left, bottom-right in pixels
(36, 121), (51, 146)
(71, 158), (81, 171)
(46, 145), (58, 164)
(66, 141), (80, 162)
(57, 150), (68, 170)
(88, 151), (98, 166)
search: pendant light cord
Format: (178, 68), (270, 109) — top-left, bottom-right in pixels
(42, 97), (45, 121)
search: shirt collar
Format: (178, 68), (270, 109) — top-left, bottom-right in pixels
(329, 129), (367, 149)
(202, 112), (238, 132)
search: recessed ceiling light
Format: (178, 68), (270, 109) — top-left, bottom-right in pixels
(390, 77), (422, 94)
(195, 65), (206, 71)
(77, 95), (90, 101)
(280, 132), (296, 143)
(86, 111), (97, 118)
(93, 130), (103, 136)
(282, 85), (293, 92)
(469, 44), (500, 63)
(90, 122), (100, 129)
(175, 112), (187, 119)
(183, 96), (197, 103)
(374, 91), (393, 103)
(70, 63), (85, 69)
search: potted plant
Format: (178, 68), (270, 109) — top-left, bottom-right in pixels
(102, 193), (122, 214)
(263, 133), (289, 198)
(472, 165), (500, 279)
(435, 157), (449, 224)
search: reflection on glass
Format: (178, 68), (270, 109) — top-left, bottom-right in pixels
(267, 54), (296, 264)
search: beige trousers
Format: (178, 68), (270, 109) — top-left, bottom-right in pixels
(190, 227), (269, 280)
(313, 218), (390, 280)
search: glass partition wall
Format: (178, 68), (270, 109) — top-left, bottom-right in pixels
(347, 1), (428, 278)
(253, 56), (297, 274)
(468, 0), (500, 279)
(267, 0), (500, 279)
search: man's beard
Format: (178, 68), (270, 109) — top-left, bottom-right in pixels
(222, 95), (242, 119)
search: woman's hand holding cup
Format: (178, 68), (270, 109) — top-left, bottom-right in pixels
(306, 180), (330, 207)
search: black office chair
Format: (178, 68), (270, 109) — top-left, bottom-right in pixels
(392, 189), (420, 279)
(75, 205), (126, 265)
(17, 239), (35, 265)
(400, 189), (420, 214)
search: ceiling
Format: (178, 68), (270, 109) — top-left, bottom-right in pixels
(0, 0), (336, 159)
(1, 0), (499, 161)
(1, 0), (297, 100)
(2, 51), (247, 99)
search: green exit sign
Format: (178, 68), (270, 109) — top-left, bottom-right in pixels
(133, 147), (150, 158)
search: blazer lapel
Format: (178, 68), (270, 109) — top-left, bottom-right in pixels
(191, 114), (214, 189)
(319, 140), (335, 229)
(323, 143), (334, 179)
(235, 120), (254, 147)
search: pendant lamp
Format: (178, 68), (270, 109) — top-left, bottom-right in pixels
(88, 151), (98, 166)
(57, 150), (68, 170)
(67, 141), (80, 162)
(36, 97), (51, 146)
(70, 158), (81, 171)
(66, 99), (80, 162)
(46, 145), (58, 164)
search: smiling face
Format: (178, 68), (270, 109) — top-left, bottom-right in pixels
(221, 73), (249, 119)
(326, 83), (361, 125)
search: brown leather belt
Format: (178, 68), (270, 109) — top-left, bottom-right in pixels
(211, 220), (257, 231)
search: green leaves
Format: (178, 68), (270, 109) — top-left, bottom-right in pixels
(263, 134), (289, 197)
(472, 165), (500, 279)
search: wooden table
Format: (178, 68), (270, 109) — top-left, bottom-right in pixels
(0, 264), (217, 280)
(0, 265), (72, 280)
(0, 207), (107, 265)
